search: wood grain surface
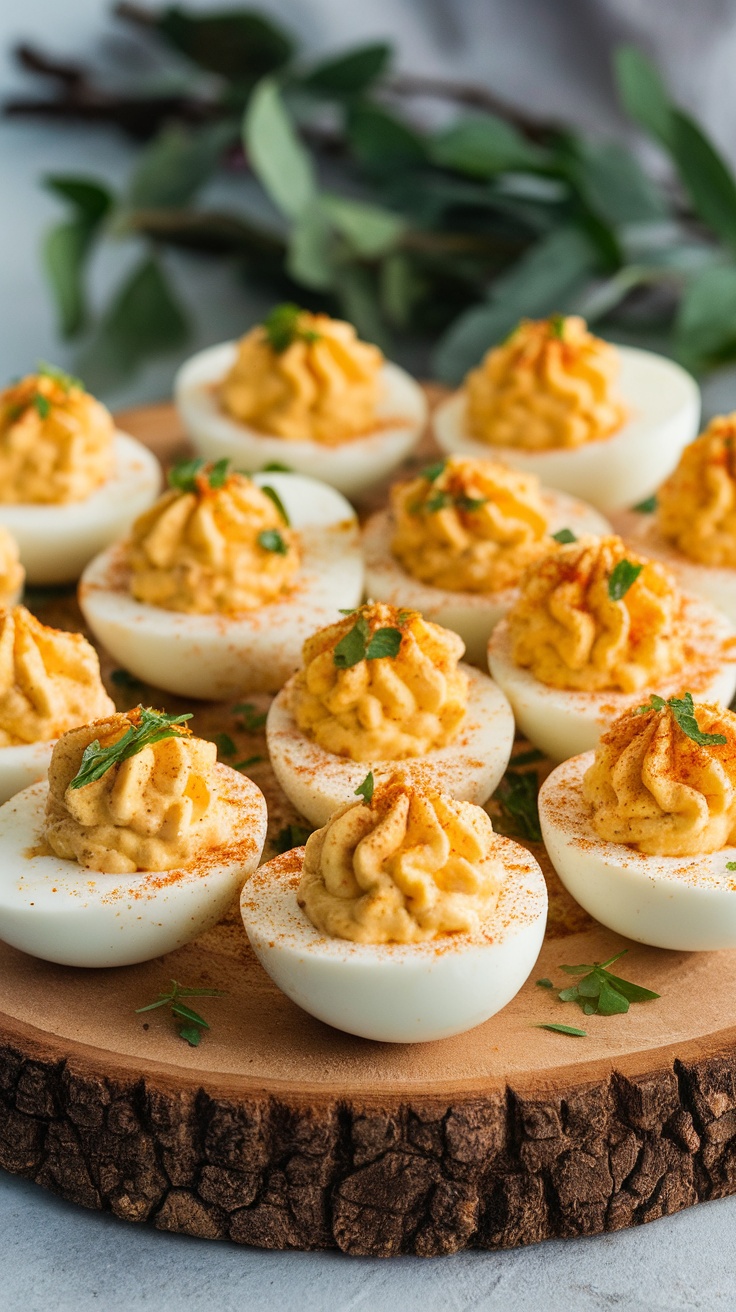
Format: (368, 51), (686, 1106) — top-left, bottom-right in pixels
(2, 399), (736, 1256)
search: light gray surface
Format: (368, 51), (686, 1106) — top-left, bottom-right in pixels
(1, 1169), (734, 1312)
(4, 3), (736, 1308)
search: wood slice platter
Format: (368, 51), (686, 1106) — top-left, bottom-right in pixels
(2, 397), (736, 1257)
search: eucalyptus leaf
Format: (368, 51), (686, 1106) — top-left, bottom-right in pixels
(347, 102), (426, 170)
(127, 122), (237, 210)
(78, 256), (189, 388)
(320, 193), (405, 257)
(156, 7), (294, 80)
(244, 77), (316, 220)
(43, 176), (113, 224)
(670, 110), (736, 250)
(675, 264), (736, 369)
(287, 199), (334, 289)
(434, 225), (599, 382)
(614, 45), (674, 148)
(431, 113), (548, 178)
(334, 265), (388, 348)
(564, 140), (667, 225)
(300, 42), (391, 96)
(42, 220), (94, 338)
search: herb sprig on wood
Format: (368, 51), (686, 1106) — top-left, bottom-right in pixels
(135, 979), (227, 1047)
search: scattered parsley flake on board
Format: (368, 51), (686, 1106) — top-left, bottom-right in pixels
(135, 979), (226, 1047)
(493, 767), (541, 842)
(554, 949), (659, 1016)
(213, 732), (237, 758)
(273, 823), (313, 853)
(537, 1023), (586, 1037)
(233, 702), (267, 733)
(536, 978), (553, 989)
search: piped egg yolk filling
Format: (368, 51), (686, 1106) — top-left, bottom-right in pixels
(0, 606), (114, 747)
(219, 310), (383, 445)
(0, 372), (114, 504)
(44, 712), (230, 873)
(390, 455), (552, 592)
(0, 527), (24, 608)
(291, 603), (469, 762)
(298, 776), (505, 943)
(128, 471), (300, 614)
(465, 315), (627, 451)
(583, 700), (736, 857)
(658, 414), (736, 567)
(508, 535), (685, 693)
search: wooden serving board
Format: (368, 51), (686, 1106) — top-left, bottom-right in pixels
(1, 399), (736, 1258)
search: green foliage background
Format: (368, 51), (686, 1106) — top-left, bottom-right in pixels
(23, 5), (736, 388)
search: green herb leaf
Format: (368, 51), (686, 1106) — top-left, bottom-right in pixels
(549, 314), (566, 339)
(135, 979), (226, 1047)
(78, 255), (188, 391)
(178, 1024), (203, 1047)
(126, 123), (234, 211)
(637, 691), (727, 746)
(37, 361), (84, 392)
(552, 527), (577, 544)
(171, 1002), (209, 1028)
(454, 494), (488, 513)
(727, 861), (736, 872)
(156, 9), (294, 80)
(511, 748), (545, 766)
(615, 45), (674, 148)
(259, 482), (290, 524)
(208, 458), (230, 489)
(365, 627), (403, 660)
(608, 559), (643, 601)
(425, 490), (452, 513)
(355, 771), (375, 804)
(602, 972), (660, 1004)
(432, 113), (548, 178)
(110, 668), (144, 690)
(273, 823), (313, 854)
(301, 42), (391, 97)
(168, 457), (206, 492)
(233, 702), (267, 733)
(536, 978), (553, 989)
(261, 461), (293, 473)
(493, 768), (541, 842)
(554, 949), (660, 1017)
(333, 615), (369, 669)
(262, 303), (309, 353)
(537, 1023), (587, 1037)
(258, 529), (288, 555)
(244, 79), (316, 222)
(70, 707), (192, 790)
(42, 177), (113, 338)
(213, 732), (237, 758)
(33, 394), (51, 419)
(234, 755), (264, 771)
(633, 494), (658, 514)
(422, 460), (446, 482)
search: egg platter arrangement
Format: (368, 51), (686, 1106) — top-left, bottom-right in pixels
(3, 310), (736, 1048)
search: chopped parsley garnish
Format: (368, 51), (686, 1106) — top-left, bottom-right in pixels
(33, 394), (51, 419)
(168, 457), (231, 493)
(455, 494), (488, 513)
(333, 615), (403, 668)
(635, 691), (727, 747)
(552, 527), (577, 544)
(263, 303), (320, 353)
(548, 314), (566, 340)
(70, 707), (192, 790)
(135, 979), (226, 1047)
(234, 754), (263, 771)
(425, 490), (451, 513)
(633, 494), (657, 514)
(273, 823), (313, 853)
(258, 529), (288, 554)
(536, 978), (553, 989)
(355, 771), (374, 804)
(233, 702), (267, 732)
(259, 483), (290, 525)
(727, 861), (736, 872)
(537, 1023), (587, 1037)
(422, 459), (446, 483)
(213, 731), (237, 757)
(556, 950), (659, 1017)
(261, 460), (293, 473)
(493, 765), (541, 842)
(37, 361), (85, 391)
(607, 558), (643, 601)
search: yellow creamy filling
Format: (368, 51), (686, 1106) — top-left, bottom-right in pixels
(0, 606), (114, 746)
(44, 712), (230, 873)
(128, 468), (300, 613)
(658, 414), (736, 567)
(390, 455), (552, 592)
(291, 602), (469, 762)
(0, 527), (24, 608)
(508, 535), (685, 693)
(220, 307), (384, 445)
(298, 778), (504, 943)
(0, 371), (114, 504)
(583, 699), (736, 857)
(465, 315), (627, 451)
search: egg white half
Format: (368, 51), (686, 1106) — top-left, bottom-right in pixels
(79, 473), (364, 700)
(240, 840), (547, 1042)
(433, 347), (700, 514)
(266, 664), (515, 829)
(614, 505), (736, 628)
(363, 489), (611, 665)
(0, 741), (54, 805)
(174, 342), (428, 500)
(0, 765), (267, 967)
(488, 593), (736, 763)
(540, 751), (736, 950)
(0, 432), (161, 584)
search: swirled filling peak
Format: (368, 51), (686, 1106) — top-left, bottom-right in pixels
(507, 535), (685, 692)
(658, 413), (736, 566)
(465, 315), (627, 451)
(290, 602), (469, 762)
(298, 774), (504, 942)
(219, 305), (383, 445)
(0, 368), (114, 504)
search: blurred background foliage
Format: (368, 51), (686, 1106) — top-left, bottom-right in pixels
(7, 3), (736, 389)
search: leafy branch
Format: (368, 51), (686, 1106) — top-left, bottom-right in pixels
(8, 6), (736, 387)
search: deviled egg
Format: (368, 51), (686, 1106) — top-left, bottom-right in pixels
(80, 460), (364, 700)
(241, 774), (547, 1041)
(433, 316), (699, 513)
(0, 605), (114, 803)
(488, 534), (736, 762)
(614, 412), (736, 625)
(539, 694), (736, 950)
(364, 454), (610, 664)
(267, 601), (515, 827)
(0, 527), (24, 608)
(0, 707), (268, 967)
(0, 365), (160, 583)
(174, 305), (427, 499)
